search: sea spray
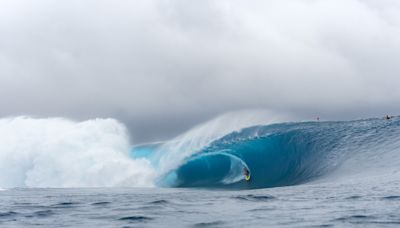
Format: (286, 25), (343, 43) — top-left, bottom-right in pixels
(0, 117), (155, 188)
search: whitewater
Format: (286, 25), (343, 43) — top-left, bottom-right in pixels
(1, 114), (400, 227)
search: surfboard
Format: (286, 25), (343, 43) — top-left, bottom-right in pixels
(245, 174), (251, 181)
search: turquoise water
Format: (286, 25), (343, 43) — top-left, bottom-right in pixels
(1, 117), (400, 227)
(133, 117), (400, 190)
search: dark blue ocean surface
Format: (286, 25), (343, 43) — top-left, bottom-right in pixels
(1, 180), (400, 227)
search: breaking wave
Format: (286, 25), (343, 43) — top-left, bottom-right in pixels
(1, 113), (399, 189)
(134, 116), (400, 189)
(0, 117), (155, 188)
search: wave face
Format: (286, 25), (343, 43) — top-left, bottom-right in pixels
(1, 116), (399, 189)
(134, 117), (400, 189)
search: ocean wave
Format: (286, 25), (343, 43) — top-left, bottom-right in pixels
(2, 114), (399, 189)
(0, 117), (155, 188)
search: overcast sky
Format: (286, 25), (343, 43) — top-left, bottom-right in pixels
(1, 0), (400, 142)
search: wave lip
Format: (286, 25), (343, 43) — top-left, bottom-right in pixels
(154, 117), (400, 189)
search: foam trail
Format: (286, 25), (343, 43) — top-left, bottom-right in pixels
(213, 152), (249, 185)
(0, 117), (155, 188)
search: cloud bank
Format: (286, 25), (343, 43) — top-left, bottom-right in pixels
(1, 0), (400, 142)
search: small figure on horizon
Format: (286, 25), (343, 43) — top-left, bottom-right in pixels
(384, 115), (392, 120)
(316, 117), (320, 121)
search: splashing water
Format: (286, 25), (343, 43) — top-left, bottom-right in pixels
(1, 113), (400, 190)
(0, 117), (155, 188)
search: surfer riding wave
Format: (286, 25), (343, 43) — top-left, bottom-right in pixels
(243, 167), (251, 182)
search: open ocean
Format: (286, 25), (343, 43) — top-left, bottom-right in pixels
(1, 180), (400, 227)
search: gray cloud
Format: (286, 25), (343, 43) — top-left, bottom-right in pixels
(1, 0), (400, 142)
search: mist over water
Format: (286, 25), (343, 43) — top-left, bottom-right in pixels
(0, 117), (155, 188)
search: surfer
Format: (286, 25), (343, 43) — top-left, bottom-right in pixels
(243, 167), (251, 182)
(384, 115), (393, 120)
